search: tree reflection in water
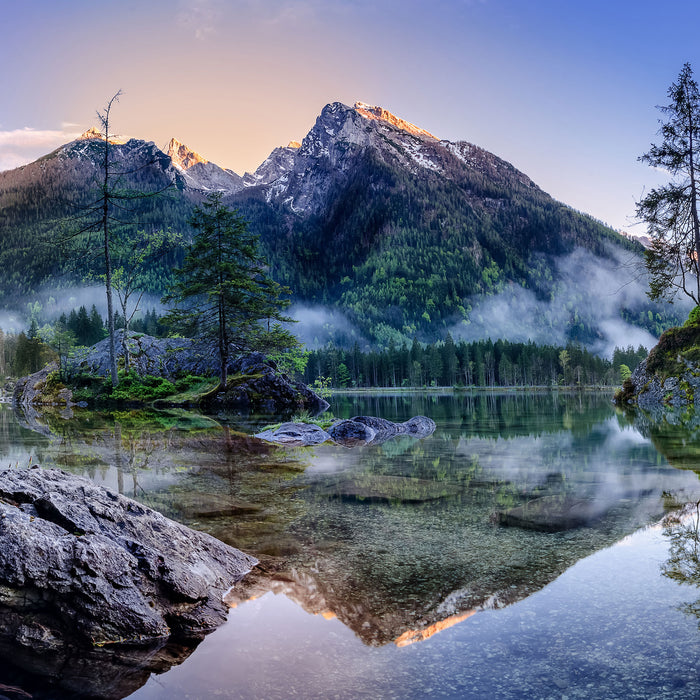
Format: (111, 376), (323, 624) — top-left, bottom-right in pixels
(663, 501), (700, 622)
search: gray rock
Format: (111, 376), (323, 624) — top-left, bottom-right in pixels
(351, 415), (437, 444)
(68, 330), (201, 378)
(12, 362), (63, 409)
(258, 415), (436, 447)
(255, 422), (331, 446)
(350, 415), (401, 442)
(627, 355), (699, 412)
(327, 420), (377, 447)
(402, 415), (437, 437)
(0, 467), (257, 649)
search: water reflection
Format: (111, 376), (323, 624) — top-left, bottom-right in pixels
(2, 393), (700, 697)
(663, 502), (700, 623)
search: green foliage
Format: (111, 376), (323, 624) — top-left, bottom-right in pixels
(108, 371), (176, 402)
(312, 375), (333, 398)
(268, 346), (310, 377)
(163, 193), (298, 383)
(261, 411), (336, 432)
(685, 306), (700, 327)
(304, 338), (648, 388)
(69, 370), (202, 404)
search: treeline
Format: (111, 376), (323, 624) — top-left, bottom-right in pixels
(302, 336), (649, 388)
(0, 306), (168, 378)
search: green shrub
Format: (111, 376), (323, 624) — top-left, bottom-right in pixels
(646, 324), (700, 376)
(109, 371), (176, 402)
(685, 306), (700, 327)
(613, 378), (636, 405)
(174, 374), (210, 392)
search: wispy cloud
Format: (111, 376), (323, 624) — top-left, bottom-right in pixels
(177, 0), (221, 40)
(0, 127), (80, 172)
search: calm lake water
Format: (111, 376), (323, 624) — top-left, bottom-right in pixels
(3, 392), (700, 699)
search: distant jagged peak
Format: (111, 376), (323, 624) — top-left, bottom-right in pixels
(167, 137), (208, 170)
(353, 101), (438, 140)
(78, 126), (128, 145)
(80, 126), (102, 140)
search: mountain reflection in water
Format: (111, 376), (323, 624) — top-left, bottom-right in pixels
(2, 392), (700, 698)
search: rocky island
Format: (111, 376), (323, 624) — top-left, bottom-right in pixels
(13, 331), (328, 415)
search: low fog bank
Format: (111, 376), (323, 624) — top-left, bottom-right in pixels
(287, 304), (370, 350)
(0, 285), (166, 333)
(451, 246), (686, 358)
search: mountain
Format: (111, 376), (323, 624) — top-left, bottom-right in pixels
(0, 128), (193, 298)
(225, 102), (668, 347)
(0, 102), (676, 348)
(167, 137), (243, 193)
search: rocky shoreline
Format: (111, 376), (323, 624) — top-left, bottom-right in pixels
(615, 319), (700, 415)
(0, 466), (257, 695)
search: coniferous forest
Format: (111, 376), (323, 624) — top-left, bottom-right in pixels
(303, 337), (648, 389)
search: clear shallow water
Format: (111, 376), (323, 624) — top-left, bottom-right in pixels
(2, 393), (700, 698)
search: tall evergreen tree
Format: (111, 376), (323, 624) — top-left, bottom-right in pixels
(163, 192), (297, 387)
(638, 63), (700, 303)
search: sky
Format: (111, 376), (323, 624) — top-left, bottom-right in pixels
(2, 0), (700, 235)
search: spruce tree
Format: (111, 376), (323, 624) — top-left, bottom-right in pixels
(163, 193), (297, 387)
(638, 63), (700, 303)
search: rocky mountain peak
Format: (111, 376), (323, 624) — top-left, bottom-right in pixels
(353, 101), (438, 140)
(167, 137), (208, 170)
(78, 126), (128, 145)
(80, 126), (103, 140)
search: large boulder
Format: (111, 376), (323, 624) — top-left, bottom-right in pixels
(0, 467), (257, 651)
(202, 352), (330, 414)
(326, 419), (377, 447)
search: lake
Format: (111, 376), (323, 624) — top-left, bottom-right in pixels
(2, 392), (700, 699)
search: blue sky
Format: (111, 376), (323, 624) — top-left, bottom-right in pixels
(2, 0), (700, 235)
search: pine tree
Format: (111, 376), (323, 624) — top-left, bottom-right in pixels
(163, 192), (298, 387)
(638, 63), (700, 303)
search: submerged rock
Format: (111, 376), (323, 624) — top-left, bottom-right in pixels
(0, 467), (257, 651)
(496, 496), (610, 532)
(255, 422), (331, 446)
(256, 415), (436, 447)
